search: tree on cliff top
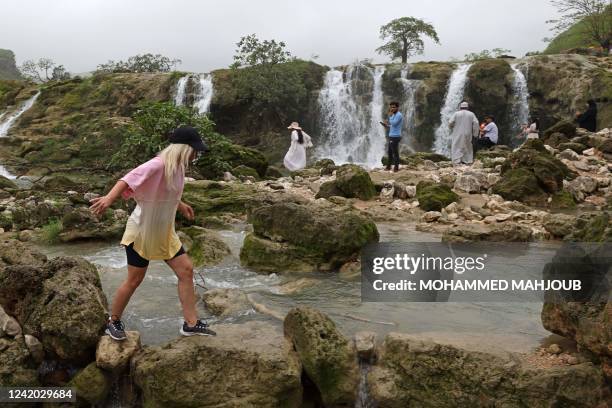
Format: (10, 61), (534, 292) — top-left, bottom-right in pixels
(96, 53), (181, 73)
(376, 17), (440, 63)
(547, 0), (612, 51)
(19, 58), (70, 83)
(231, 34), (293, 68)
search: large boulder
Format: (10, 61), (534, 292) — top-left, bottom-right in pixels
(59, 206), (127, 242)
(179, 226), (230, 267)
(0, 242), (107, 363)
(69, 362), (112, 406)
(493, 139), (575, 204)
(95, 331), (141, 375)
(316, 164), (376, 201)
(284, 307), (359, 407)
(543, 119), (577, 141)
(132, 321), (302, 408)
(368, 334), (608, 407)
(416, 181), (459, 211)
(240, 201), (379, 273)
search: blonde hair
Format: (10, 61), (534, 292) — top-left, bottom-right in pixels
(158, 143), (194, 189)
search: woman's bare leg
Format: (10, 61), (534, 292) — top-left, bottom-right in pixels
(110, 265), (147, 320)
(165, 253), (198, 326)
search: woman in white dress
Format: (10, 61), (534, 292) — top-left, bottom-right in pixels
(283, 122), (313, 171)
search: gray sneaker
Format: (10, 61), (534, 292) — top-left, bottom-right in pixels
(105, 319), (127, 341)
(180, 320), (216, 337)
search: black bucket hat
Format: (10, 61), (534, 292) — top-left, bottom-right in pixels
(168, 126), (208, 152)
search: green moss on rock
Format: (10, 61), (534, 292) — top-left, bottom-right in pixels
(69, 362), (111, 405)
(416, 181), (459, 211)
(550, 191), (577, 209)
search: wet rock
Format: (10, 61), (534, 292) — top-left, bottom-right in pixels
(542, 213), (575, 238)
(368, 334), (607, 407)
(443, 222), (532, 242)
(69, 362), (112, 406)
(202, 288), (251, 316)
(284, 307), (359, 407)
(278, 277), (318, 294)
(24, 334), (44, 363)
(416, 181), (459, 211)
(240, 201), (378, 273)
(338, 261), (361, 280)
(133, 321), (302, 407)
(422, 211), (442, 222)
(354, 331), (377, 361)
(96, 331), (141, 375)
(180, 226), (230, 267)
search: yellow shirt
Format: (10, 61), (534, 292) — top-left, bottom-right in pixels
(119, 156), (184, 260)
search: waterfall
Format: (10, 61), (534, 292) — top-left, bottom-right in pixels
(0, 91), (40, 137)
(0, 165), (16, 179)
(316, 64), (386, 168)
(173, 74), (213, 114)
(194, 74), (213, 114)
(399, 65), (421, 147)
(174, 75), (189, 106)
(433, 64), (472, 156)
(509, 63), (530, 138)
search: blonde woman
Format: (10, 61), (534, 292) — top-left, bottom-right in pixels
(90, 126), (215, 340)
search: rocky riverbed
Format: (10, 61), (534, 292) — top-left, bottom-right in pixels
(0, 124), (611, 406)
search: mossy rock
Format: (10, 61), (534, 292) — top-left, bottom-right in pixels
(315, 180), (344, 199)
(416, 181), (459, 211)
(557, 142), (588, 153)
(311, 158), (337, 176)
(291, 168), (320, 178)
(550, 191), (576, 209)
(382, 152), (450, 168)
(0, 212), (12, 230)
(180, 226), (230, 267)
(0, 175), (16, 190)
(232, 165), (259, 179)
(69, 362), (111, 405)
(543, 120), (577, 139)
(566, 212), (612, 242)
(493, 169), (546, 203)
(475, 145), (512, 160)
(265, 165), (284, 179)
(182, 180), (259, 220)
(334, 164), (376, 200)
(597, 138), (612, 154)
(42, 175), (80, 191)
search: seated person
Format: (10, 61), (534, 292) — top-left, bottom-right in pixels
(476, 115), (498, 150)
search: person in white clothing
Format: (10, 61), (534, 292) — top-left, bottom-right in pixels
(449, 101), (479, 165)
(283, 122), (313, 171)
(475, 115), (498, 151)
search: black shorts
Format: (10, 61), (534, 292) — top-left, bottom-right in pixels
(125, 242), (186, 268)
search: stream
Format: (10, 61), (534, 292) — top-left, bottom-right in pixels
(36, 222), (555, 353)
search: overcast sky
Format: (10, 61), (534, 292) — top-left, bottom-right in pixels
(2, 0), (560, 73)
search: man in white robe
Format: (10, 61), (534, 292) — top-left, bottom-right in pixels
(449, 101), (479, 165)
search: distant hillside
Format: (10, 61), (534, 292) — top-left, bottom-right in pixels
(0, 49), (22, 80)
(544, 13), (604, 54)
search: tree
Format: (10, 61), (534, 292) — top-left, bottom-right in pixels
(19, 58), (70, 82)
(376, 17), (440, 63)
(547, 0), (612, 51)
(231, 34), (292, 68)
(96, 53), (181, 73)
(464, 48), (512, 61)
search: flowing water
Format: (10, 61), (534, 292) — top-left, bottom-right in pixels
(173, 75), (189, 106)
(510, 63), (530, 140)
(0, 91), (41, 137)
(194, 74), (213, 114)
(433, 64), (472, 156)
(36, 222), (554, 352)
(316, 65), (386, 168)
(399, 65), (421, 149)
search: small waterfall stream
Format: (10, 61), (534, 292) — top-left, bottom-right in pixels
(433, 64), (471, 156)
(509, 63), (530, 138)
(316, 64), (387, 168)
(0, 91), (41, 137)
(399, 65), (421, 149)
(173, 74), (213, 114)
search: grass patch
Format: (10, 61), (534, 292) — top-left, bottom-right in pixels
(42, 217), (63, 244)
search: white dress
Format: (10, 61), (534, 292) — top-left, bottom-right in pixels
(283, 130), (313, 171)
(449, 110), (479, 164)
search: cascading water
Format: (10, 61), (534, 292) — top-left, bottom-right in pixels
(194, 74), (213, 114)
(0, 91), (41, 137)
(174, 75), (189, 106)
(316, 65), (386, 167)
(399, 65), (421, 148)
(433, 64), (471, 156)
(509, 63), (530, 138)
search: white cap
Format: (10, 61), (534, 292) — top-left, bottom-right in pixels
(460, 102), (469, 108)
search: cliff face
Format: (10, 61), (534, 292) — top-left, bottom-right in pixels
(0, 49), (22, 81)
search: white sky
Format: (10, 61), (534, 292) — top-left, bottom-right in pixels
(1, 0), (560, 73)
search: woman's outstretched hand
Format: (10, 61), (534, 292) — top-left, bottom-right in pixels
(178, 202), (195, 220)
(89, 195), (114, 216)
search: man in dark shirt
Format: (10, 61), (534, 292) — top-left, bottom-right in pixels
(576, 100), (597, 132)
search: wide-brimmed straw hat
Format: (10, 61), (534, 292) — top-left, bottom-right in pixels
(287, 122), (302, 130)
